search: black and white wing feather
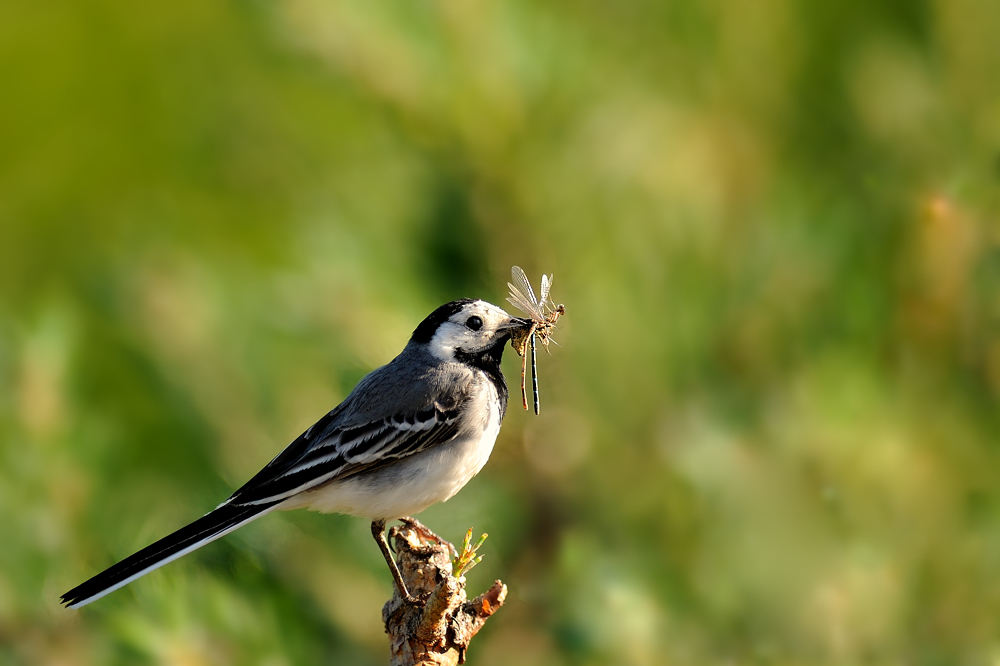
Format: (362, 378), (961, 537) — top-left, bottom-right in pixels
(225, 399), (468, 507)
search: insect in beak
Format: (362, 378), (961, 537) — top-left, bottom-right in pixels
(505, 267), (566, 415)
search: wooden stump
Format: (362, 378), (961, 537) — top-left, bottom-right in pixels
(382, 519), (507, 665)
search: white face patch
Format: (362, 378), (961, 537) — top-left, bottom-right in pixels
(427, 300), (516, 361)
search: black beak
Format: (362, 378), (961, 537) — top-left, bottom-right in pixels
(501, 317), (533, 331)
(493, 317), (531, 346)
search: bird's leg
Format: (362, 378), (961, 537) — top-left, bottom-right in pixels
(399, 516), (458, 557)
(371, 520), (417, 604)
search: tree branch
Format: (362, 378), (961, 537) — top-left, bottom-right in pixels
(382, 518), (507, 665)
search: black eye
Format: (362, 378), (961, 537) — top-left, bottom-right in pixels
(466, 316), (483, 331)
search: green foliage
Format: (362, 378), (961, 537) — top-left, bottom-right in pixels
(2, 1), (999, 663)
(453, 528), (489, 581)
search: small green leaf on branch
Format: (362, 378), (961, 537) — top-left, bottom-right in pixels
(453, 528), (488, 580)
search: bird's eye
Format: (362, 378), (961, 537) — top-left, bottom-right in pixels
(466, 316), (483, 331)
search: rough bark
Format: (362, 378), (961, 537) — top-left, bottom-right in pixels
(382, 519), (507, 665)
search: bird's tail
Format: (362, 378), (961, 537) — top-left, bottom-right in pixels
(60, 500), (280, 608)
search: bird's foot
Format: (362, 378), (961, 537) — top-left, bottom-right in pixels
(401, 592), (425, 607)
(398, 516), (458, 558)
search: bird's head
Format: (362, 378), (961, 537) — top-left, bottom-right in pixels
(410, 299), (529, 362)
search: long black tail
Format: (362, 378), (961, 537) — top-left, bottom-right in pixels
(60, 500), (280, 608)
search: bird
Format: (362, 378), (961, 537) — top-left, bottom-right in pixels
(61, 298), (530, 608)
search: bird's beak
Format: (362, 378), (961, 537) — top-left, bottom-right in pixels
(492, 317), (531, 346)
(499, 317), (533, 333)
(496, 317), (532, 354)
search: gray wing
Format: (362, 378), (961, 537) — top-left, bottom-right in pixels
(226, 353), (473, 507)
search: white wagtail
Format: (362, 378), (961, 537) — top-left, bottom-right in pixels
(61, 299), (531, 607)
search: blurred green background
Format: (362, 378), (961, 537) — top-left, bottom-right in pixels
(2, 1), (1000, 664)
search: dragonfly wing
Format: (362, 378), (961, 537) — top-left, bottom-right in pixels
(539, 274), (552, 309)
(510, 266), (537, 306)
(507, 289), (538, 317)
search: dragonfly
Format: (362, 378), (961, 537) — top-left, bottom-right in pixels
(506, 266), (566, 415)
